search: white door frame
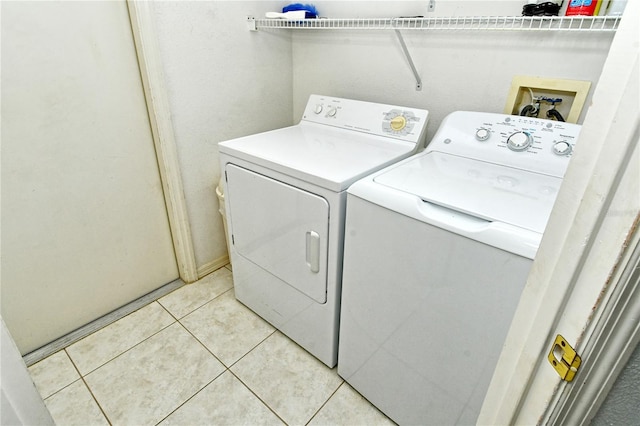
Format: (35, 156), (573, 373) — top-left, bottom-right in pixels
(126, 1), (198, 283)
(479, 1), (640, 423)
(1, 319), (55, 425)
(549, 234), (640, 424)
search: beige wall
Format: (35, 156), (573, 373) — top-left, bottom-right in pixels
(151, 0), (615, 277)
(151, 1), (294, 273)
(291, 1), (614, 142)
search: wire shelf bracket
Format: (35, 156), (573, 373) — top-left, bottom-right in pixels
(394, 29), (422, 91)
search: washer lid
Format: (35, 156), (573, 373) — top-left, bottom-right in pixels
(218, 122), (417, 192)
(374, 151), (563, 234)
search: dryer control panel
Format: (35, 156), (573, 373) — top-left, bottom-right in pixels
(427, 111), (582, 178)
(301, 94), (429, 145)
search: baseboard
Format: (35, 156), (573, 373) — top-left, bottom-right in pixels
(23, 278), (184, 366)
(197, 255), (230, 279)
(24, 259), (231, 365)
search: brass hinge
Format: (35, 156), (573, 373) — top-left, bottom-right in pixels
(548, 334), (582, 382)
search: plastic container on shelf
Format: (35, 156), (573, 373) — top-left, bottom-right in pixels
(565, 0), (602, 15)
(605, 0), (627, 15)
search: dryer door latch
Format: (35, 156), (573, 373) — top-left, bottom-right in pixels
(548, 334), (582, 382)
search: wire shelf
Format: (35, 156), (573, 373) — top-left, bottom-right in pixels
(250, 15), (621, 32)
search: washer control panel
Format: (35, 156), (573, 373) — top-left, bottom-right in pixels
(301, 94), (429, 145)
(428, 111), (582, 177)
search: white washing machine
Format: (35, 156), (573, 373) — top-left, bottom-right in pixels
(218, 95), (429, 367)
(337, 111), (581, 424)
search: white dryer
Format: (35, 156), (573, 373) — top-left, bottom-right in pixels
(218, 95), (429, 367)
(337, 111), (581, 424)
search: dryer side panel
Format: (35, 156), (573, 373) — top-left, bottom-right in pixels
(225, 164), (329, 303)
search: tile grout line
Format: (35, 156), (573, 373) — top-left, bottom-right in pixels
(32, 267), (239, 425)
(224, 327), (279, 371)
(223, 329), (338, 426)
(78, 376), (113, 425)
(69, 300), (222, 426)
(161, 285), (236, 322)
(304, 380), (346, 426)
(227, 368), (290, 425)
(32, 305), (177, 402)
(64, 348), (113, 426)
(153, 371), (226, 426)
(173, 313), (228, 369)
(156, 265), (234, 322)
(25, 265), (231, 366)
(153, 283), (280, 424)
(171, 285), (277, 372)
(72, 318), (214, 426)
(168, 286), (236, 367)
(34, 265), (352, 426)
(158, 297), (182, 322)
(175, 302), (286, 424)
(23, 278), (184, 366)
(69, 308), (178, 377)
(154, 288), (236, 425)
(36, 376), (78, 403)
(65, 277), (232, 378)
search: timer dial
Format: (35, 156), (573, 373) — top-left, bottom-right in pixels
(553, 141), (572, 156)
(390, 116), (407, 131)
(314, 104), (323, 114)
(383, 109), (416, 136)
(507, 131), (533, 152)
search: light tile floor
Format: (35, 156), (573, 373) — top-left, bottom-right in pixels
(28, 266), (395, 426)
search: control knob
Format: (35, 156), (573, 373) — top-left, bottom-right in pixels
(390, 115), (407, 132)
(475, 128), (491, 141)
(507, 131), (533, 152)
(553, 141), (573, 156)
(314, 104), (323, 114)
(327, 107), (337, 117)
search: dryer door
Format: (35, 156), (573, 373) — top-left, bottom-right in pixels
(225, 164), (329, 303)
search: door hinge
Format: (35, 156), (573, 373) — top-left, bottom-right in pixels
(548, 334), (582, 382)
